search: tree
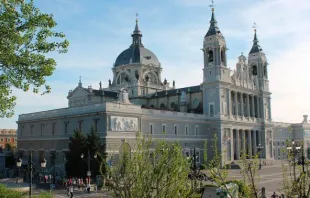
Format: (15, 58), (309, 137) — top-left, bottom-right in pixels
(66, 129), (87, 177)
(4, 143), (12, 151)
(281, 140), (310, 197)
(66, 126), (107, 178)
(86, 125), (107, 177)
(0, 0), (69, 117)
(104, 133), (200, 198)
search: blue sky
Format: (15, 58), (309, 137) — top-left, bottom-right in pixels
(1, 0), (310, 128)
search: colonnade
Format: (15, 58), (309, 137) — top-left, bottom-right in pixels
(229, 129), (265, 160)
(229, 91), (262, 119)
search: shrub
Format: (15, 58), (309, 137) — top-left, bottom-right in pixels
(199, 164), (207, 170)
(0, 184), (25, 198)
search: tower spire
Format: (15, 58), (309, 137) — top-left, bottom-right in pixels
(205, 0), (222, 37)
(249, 22), (263, 54)
(78, 76), (82, 87)
(131, 13), (143, 47)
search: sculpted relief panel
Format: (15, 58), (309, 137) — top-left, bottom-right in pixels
(111, 116), (138, 132)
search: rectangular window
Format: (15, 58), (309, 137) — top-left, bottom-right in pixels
(21, 126), (24, 137)
(185, 126), (188, 135)
(174, 125), (178, 135)
(78, 121), (83, 132)
(209, 104), (214, 117)
(0, 138), (3, 142)
(64, 122), (69, 134)
(94, 119), (99, 132)
(150, 124), (153, 134)
(185, 150), (190, 158)
(30, 125), (34, 136)
(52, 123), (56, 135)
(40, 124), (44, 136)
(195, 126), (199, 135)
(162, 124), (166, 133)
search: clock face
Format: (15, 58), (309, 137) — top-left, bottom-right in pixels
(192, 98), (200, 109)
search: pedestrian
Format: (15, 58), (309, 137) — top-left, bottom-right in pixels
(87, 182), (90, 193)
(271, 192), (278, 198)
(70, 185), (74, 198)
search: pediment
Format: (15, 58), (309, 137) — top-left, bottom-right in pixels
(68, 87), (89, 99)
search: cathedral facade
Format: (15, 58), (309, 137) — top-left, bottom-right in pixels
(17, 8), (275, 170)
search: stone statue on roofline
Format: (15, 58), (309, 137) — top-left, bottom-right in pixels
(118, 88), (131, 104)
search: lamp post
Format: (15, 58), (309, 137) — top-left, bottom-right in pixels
(287, 139), (306, 197)
(257, 143), (264, 169)
(186, 148), (212, 189)
(81, 149), (97, 184)
(16, 158), (22, 184)
(28, 150), (33, 197)
(41, 158), (46, 183)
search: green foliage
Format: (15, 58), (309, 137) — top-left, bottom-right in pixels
(239, 149), (260, 198)
(66, 126), (107, 178)
(0, 0), (69, 117)
(66, 129), (87, 177)
(104, 133), (200, 198)
(33, 191), (53, 198)
(0, 184), (25, 198)
(281, 140), (310, 197)
(199, 164), (206, 170)
(4, 143), (12, 151)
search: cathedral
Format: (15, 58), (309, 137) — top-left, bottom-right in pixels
(17, 7), (276, 172)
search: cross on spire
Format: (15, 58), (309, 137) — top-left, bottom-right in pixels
(136, 12), (139, 22)
(253, 22), (257, 32)
(209, 0), (215, 11)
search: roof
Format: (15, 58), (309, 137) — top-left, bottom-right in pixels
(114, 46), (160, 67)
(149, 85), (201, 99)
(84, 88), (118, 98)
(249, 31), (263, 54)
(205, 10), (223, 37)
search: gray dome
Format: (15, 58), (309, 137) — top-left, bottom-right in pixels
(114, 46), (160, 67)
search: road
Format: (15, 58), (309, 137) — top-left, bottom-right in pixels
(31, 188), (111, 198)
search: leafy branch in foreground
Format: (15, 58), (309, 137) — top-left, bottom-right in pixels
(102, 133), (200, 198)
(0, 0), (69, 117)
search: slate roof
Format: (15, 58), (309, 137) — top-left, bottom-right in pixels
(84, 88), (118, 98)
(205, 10), (223, 37)
(249, 31), (263, 54)
(149, 85), (202, 99)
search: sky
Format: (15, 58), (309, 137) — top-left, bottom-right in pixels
(1, 0), (310, 128)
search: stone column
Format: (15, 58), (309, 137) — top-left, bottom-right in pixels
(236, 129), (240, 160)
(257, 97), (261, 119)
(251, 95), (255, 118)
(268, 97), (272, 120)
(240, 93), (244, 117)
(241, 130), (246, 157)
(247, 94), (250, 117)
(253, 130), (257, 156)
(248, 130), (252, 157)
(228, 90), (232, 117)
(230, 128), (234, 161)
(235, 92), (238, 116)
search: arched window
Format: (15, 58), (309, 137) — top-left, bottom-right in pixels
(252, 65), (257, 76)
(160, 103), (165, 109)
(264, 65), (268, 78)
(221, 49), (225, 63)
(208, 50), (214, 62)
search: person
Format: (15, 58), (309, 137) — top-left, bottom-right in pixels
(87, 182), (90, 193)
(69, 185), (74, 198)
(271, 192), (278, 198)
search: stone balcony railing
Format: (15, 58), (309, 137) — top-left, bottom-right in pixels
(18, 103), (107, 121)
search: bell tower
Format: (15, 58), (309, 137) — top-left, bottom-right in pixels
(248, 26), (271, 121)
(202, 5), (231, 118)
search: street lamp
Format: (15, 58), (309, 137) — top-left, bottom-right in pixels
(16, 158), (22, 184)
(186, 148), (213, 188)
(41, 158), (46, 183)
(257, 143), (264, 169)
(81, 149), (97, 183)
(287, 139), (307, 197)
(28, 150), (33, 197)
